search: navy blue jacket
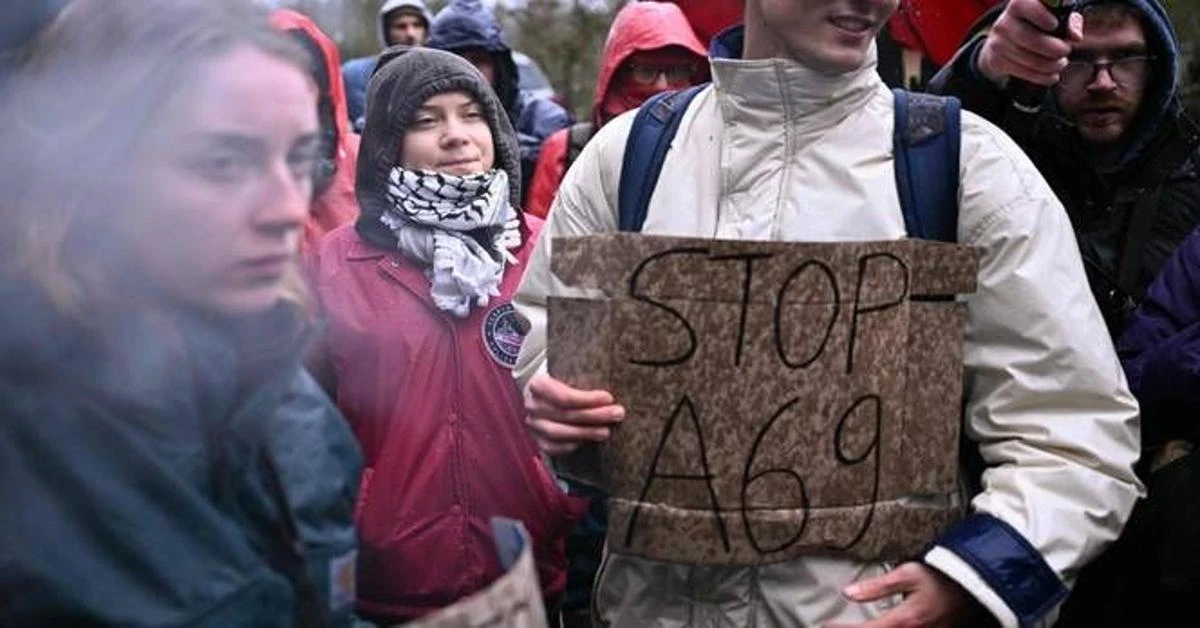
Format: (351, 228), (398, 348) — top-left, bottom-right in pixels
(1115, 227), (1200, 609)
(1120, 225), (1200, 447)
(342, 55), (375, 132)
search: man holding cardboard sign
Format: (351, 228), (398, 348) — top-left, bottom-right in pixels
(545, 235), (980, 567)
(512, 0), (1142, 626)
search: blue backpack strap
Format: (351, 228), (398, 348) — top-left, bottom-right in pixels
(893, 90), (989, 498)
(617, 83), (708, 232)
(892, 89), (962, 243)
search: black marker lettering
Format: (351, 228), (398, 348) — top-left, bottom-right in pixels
(625, 396), (729, 552)
(775, 261), (840, 369)
(832, 395), (883, 551)
(710, 252), (774, 366)
(846, 253), (909, 374)
(741, 397), (810, 555)
(627, 247), (708, 367)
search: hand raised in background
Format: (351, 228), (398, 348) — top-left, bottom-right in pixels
(977, 0), (1084, 86)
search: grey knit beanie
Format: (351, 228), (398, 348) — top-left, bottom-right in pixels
(354, 45), (521, 251)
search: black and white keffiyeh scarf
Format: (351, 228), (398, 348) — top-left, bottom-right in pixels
(381, 167), (521, 318)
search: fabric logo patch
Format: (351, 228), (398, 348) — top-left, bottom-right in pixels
(329, 550), (357, 611)
(483, 303), (525, 369)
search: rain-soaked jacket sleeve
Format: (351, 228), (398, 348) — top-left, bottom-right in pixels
(515, 94), (572, 198)
(267, 369), (365, 627)
(920, 112), (1142, 628)
(525, 128), (569, 219)
(512, 116), (621, 489)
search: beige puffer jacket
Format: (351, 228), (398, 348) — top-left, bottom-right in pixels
(513, 37), (1142, 628)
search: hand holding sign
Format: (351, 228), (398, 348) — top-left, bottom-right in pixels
(546, 235), (981, 566)
(828, 562), (985, 628)
(525, 376), (625, 456)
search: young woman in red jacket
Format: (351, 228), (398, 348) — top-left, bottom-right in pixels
(306, 47), (584, 624)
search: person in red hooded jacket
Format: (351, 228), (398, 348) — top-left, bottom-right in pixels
(524, 0), (707, 219)
(269, 9), (360, 252)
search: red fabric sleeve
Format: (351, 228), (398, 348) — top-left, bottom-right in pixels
(525, 128), (569, 219)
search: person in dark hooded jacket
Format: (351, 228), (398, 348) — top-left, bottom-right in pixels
(306, 46), (584, 624)
(426, 0), (572, 204)
(931, 2), (1200, 625)
(0, 0), (362, 626)
(525, 0), (707, 220)
(929, 0), (1200, 340)
(342, 0), (434, 132)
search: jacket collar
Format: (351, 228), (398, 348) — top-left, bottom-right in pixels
(708, 25), (883, 143)
(345, 234), (452, 318)
(347, 235), (389, 261)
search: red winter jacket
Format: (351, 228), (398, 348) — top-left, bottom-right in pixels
(525, 1), (706, 219)
(307, 218), (583, 621)
(889, 0), (1001, 66)
(665, 0), (742, 48)
(269, 9), (360, 253)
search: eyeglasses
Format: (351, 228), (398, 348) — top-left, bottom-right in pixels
(627, 63), (698, 86)
(1060, 54), (1154, 90)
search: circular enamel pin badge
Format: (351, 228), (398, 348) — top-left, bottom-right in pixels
(483, 303), (525, 368)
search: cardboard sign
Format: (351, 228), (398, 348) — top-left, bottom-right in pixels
(402, 519), (547, 628)
(547, 235), (980, 565)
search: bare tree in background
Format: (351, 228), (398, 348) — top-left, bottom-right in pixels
(497, 0), (623, 119)
(1161, 0), (1200, 117)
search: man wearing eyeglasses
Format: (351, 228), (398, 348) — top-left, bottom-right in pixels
(931, 0), (1200, 341)
(932, 2), (1200, 626)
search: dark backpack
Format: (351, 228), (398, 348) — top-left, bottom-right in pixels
(560, 84), (964, 615)
(565, 121), (594, 171)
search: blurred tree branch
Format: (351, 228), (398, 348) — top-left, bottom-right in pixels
(496, 0), (623, 119)
(1161, 1), (1200, 118)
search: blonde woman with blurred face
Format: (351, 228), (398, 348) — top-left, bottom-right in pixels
(0, 0), (362, 625)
